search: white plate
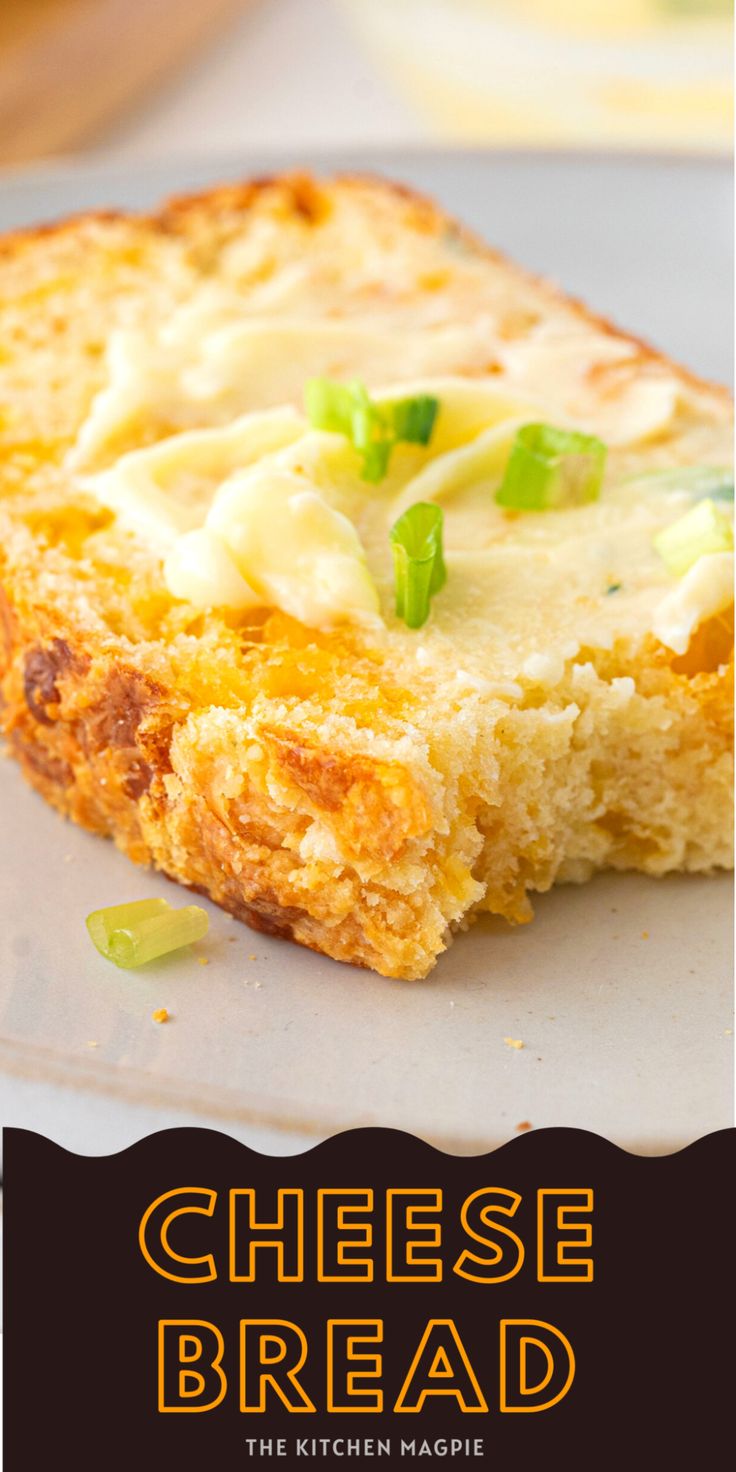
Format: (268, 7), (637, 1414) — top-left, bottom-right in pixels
(0, 150), (732, 1154)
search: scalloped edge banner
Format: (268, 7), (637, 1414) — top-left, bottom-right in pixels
(3, 1125), (734, 1464)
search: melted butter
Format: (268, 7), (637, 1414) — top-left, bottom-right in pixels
(652, 552), (734, 655)
(78, 407), (303, 545)
(69, 316), (501, 472)
(67, 265), (698, 472)
(164, 528), (259, 611)
(495, 321), (681, 445)
(71, 277), (733, 653)
(205, 463), (380, 629)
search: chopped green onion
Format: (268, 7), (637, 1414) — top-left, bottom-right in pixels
(86, 898), (167, 955)
(305, 377), (369, 440)
(86, 898), (209, 969)
(606, 582), (622, 595)
(496, 423), (607, 511)
(626, 465), (734, 502)
(654, 497), (734, 576)
(390, 502), (446, 629)
(389, 394), (440, 447)
(305, 378), (439, 483)
(361, 437), (393, 484)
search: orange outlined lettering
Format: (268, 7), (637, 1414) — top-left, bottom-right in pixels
(386, 1190), (443, 1282)
(158, 1320), (227, 1412)
(318, 1190), (374, 1282)
(327, 1320), (383, 1412)
(240, 1320), (316, 1413)
(230, 1189), (304, 1282)
(453, 1188), (525, 1284)
(537, 1189), (594, 1282)
(140, 1188), (217, 1284)
(394, 1320), (487, 1413)
(500, 1319), (576, 1413)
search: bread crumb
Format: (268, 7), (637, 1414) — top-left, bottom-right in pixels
(248, 953), (257, 961)
(504, 1037), (524, 1050)
(197, 956), (209, 965)
(725, 1028), (733, 1036)
(86, 1040), (99, 1048)
(516, 1120), (532, 1131)
(152, 1008), (169, 1024)
(641, 930), (649, 939)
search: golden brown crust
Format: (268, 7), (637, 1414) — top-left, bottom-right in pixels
(0, 579), (439, 976)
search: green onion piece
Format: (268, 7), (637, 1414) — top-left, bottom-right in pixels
(305, 378), (439, 483)
(626, 465), (734, 501)
(361, 437), (393, 485)
(654, 497), (734, 577)
(86, 899), (209, 969)
(389, 394), (440, 447)
(86, 898), (167, 955)
(496, 423), (607, 511)
(390, 502), (446, 629)
(303, 377), (359, 439)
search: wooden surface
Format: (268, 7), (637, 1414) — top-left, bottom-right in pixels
(0, 0), (248, 165)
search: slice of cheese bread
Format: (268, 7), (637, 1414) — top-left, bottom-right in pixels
(0, 173), (732, 978)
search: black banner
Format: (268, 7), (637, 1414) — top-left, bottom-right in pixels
(3, 1126), (734, 1466)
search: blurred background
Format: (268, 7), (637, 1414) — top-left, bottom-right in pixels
(0, 0), (732, 169)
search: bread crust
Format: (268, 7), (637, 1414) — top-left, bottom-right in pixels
(1, 169), (729, 406)
(0, 171), (732, 978)
(0, 580), (442, 976)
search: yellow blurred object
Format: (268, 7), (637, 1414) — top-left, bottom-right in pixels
(515, 0), (731, 38)
(338, 0), (733, 152)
